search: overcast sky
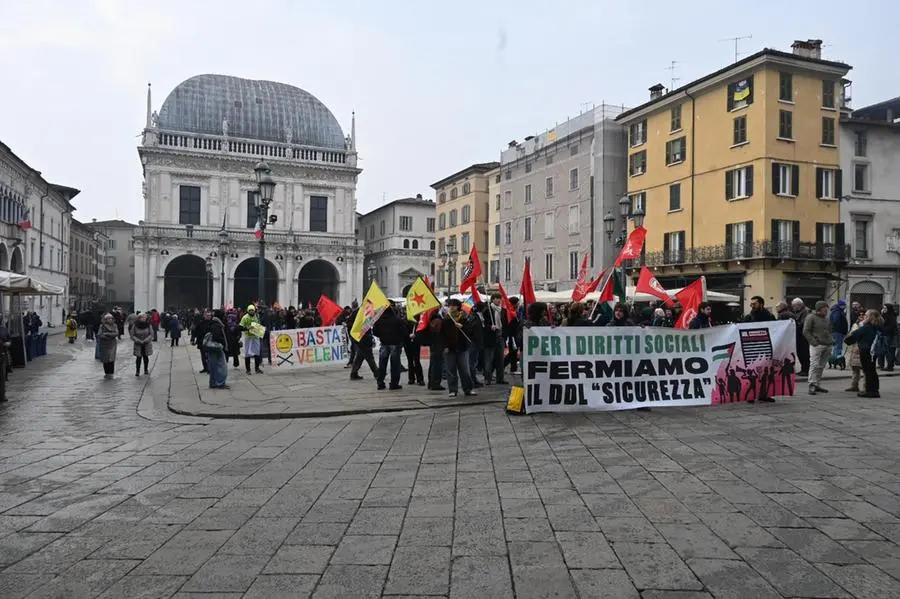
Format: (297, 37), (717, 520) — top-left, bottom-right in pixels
(0, 0), (893, 224)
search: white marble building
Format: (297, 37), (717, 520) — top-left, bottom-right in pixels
(135, 75), (363, 311)
(359, 195), (436, 298)
(840, 97), (900, 307)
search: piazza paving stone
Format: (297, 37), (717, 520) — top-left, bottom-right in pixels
(0, 339), (897, 596)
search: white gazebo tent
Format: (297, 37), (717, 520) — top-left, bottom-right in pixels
(0, 270), (65, 367)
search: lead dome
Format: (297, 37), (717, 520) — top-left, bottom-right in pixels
(157, 74), (346, 149)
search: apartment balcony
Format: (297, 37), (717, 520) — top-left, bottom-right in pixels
(644, 241), (851, 268)
(134, 224), (360, 251)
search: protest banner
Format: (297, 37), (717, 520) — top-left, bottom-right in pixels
(270, 326), (349, 368)
(523, 320), (797, 413)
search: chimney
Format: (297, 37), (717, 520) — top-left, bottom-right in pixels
(649, 83), (665, 100)
(415, 193), (423, 200)
(791, 39), (822, 59)
(508, 140), (518, 148)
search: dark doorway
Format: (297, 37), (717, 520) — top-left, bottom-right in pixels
(10, 246), (24, 274)
(233, 258), (278, 309)
(297, 260), (339, 308)
(164, 254), (208, 311)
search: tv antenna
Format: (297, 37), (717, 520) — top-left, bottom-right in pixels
(666, 61), (680, 90)
(719, 35), (753, 62)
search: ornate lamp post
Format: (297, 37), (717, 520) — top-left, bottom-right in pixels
(254, 161), (276, 307)
(217, 227), (229, 307)
(604, 195), (646, 302)
(204, 256), (213, 308)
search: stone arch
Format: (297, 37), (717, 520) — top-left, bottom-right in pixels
(164, 254), (208, 311)
(297, 259), (339, 308)
(850, 280), (886, 310)
(10, 246), (24, 274)
(233, 258), (279, 309)
(0, 244), (9, 272)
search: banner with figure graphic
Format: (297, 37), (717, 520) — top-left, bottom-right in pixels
(270, 326), (349, 368)
(523, 320), (797, 413)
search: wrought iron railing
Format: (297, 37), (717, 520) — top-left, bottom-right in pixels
(134, 224), (359, 247)
(644, 241), (850, 267)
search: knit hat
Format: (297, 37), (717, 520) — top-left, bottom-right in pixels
(814, 300), (828, 310)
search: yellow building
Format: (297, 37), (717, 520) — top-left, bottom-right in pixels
(431, 162), (499, 295)
(615, 40), (851, 308)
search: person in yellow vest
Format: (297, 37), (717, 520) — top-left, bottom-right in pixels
(64, 313), (78, 344)
(239, 304), (264, 375)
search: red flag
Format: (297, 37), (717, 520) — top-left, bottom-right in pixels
(416, 308), (435, 332)
(497, 282), (517, 322)
(316, 295), (342, 326)
(460, 245), (482, 294)
(597, 271), (615, 302)
(254, 218), (263, 241)
(519, 259), (536, 305)
(585, 269), (605, 294)
(571, 253), (591, 302)
(613, 226), (647, 267)
(636, 266), (674, 307)
(423, 275), (433, 291)
(674, 277), (706, 329)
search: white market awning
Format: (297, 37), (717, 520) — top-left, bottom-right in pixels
(0, 270), (64, 296)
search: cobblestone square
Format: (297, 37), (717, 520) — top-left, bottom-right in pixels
(0, 337), (898, 598)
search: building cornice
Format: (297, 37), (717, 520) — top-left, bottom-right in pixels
(138, 145), (361, 177)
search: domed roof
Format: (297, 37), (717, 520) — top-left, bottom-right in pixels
(157, 74), (345, 149)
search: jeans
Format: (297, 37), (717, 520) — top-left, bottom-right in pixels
(207, 350), (228, 388)
(468, 345), (481, 384)
(428, 347), (444, 389)
(860, 346), (879, 394)
(831, 332), (844, 358)
(152, 325), (158, 342)
(404, 341), (423, 384)
(483, 345), (504, 383)
(377, 344), (402, 387)
(445, 348), (472, 394)
(351, 344), (377, 377)
(808, 344), (831, 387)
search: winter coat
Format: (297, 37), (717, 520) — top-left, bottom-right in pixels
(803, 313), (833, 347)
(129, 321), (154, 357)
(98, 318), (119, 362)
(829, 306), (849, 335)
(745, 309), (775, 322)
(689, 313), (712, 329)
(64, 317), (78, 338)
(373, 309), (407, 346)
(168, 317), (182, 339)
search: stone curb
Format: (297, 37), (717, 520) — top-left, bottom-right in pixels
(167, 397), (506, 420)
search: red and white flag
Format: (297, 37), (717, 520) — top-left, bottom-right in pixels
(613, 226), (647, 267)
(254, 218), (263, 240)
(571, 253), (591, 302)
(460, 245), (482, 295)
(636, 266), (674, 306)
(674, 276), (707, 329)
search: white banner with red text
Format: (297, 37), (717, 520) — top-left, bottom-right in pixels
(523, 320), (797, 413)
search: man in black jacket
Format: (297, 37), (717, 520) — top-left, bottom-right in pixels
(745, 296), (775, 322)
(372, 305), (406, 390)
(191, 310), (213, 373)
(482, 294), (506, 385)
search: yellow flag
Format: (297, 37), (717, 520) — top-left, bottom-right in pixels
(405, 277), (440, 321)
(350, 281), (391, 342)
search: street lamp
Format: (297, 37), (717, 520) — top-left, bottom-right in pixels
(254, 161), (276, 307)
(204, 256), (213, 308)
(445, 240), (457, 297)
(609, 195), (646, 303)
(217, 227), (229, 307)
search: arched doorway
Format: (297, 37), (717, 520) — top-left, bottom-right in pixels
(234, 258), (278, 309)
(0, 244), (8, 272)
(164, 255), (208, 310)
(850, 280), (885, 310)
(297, 260), (339, 308)
(10, 246), (24, 274)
